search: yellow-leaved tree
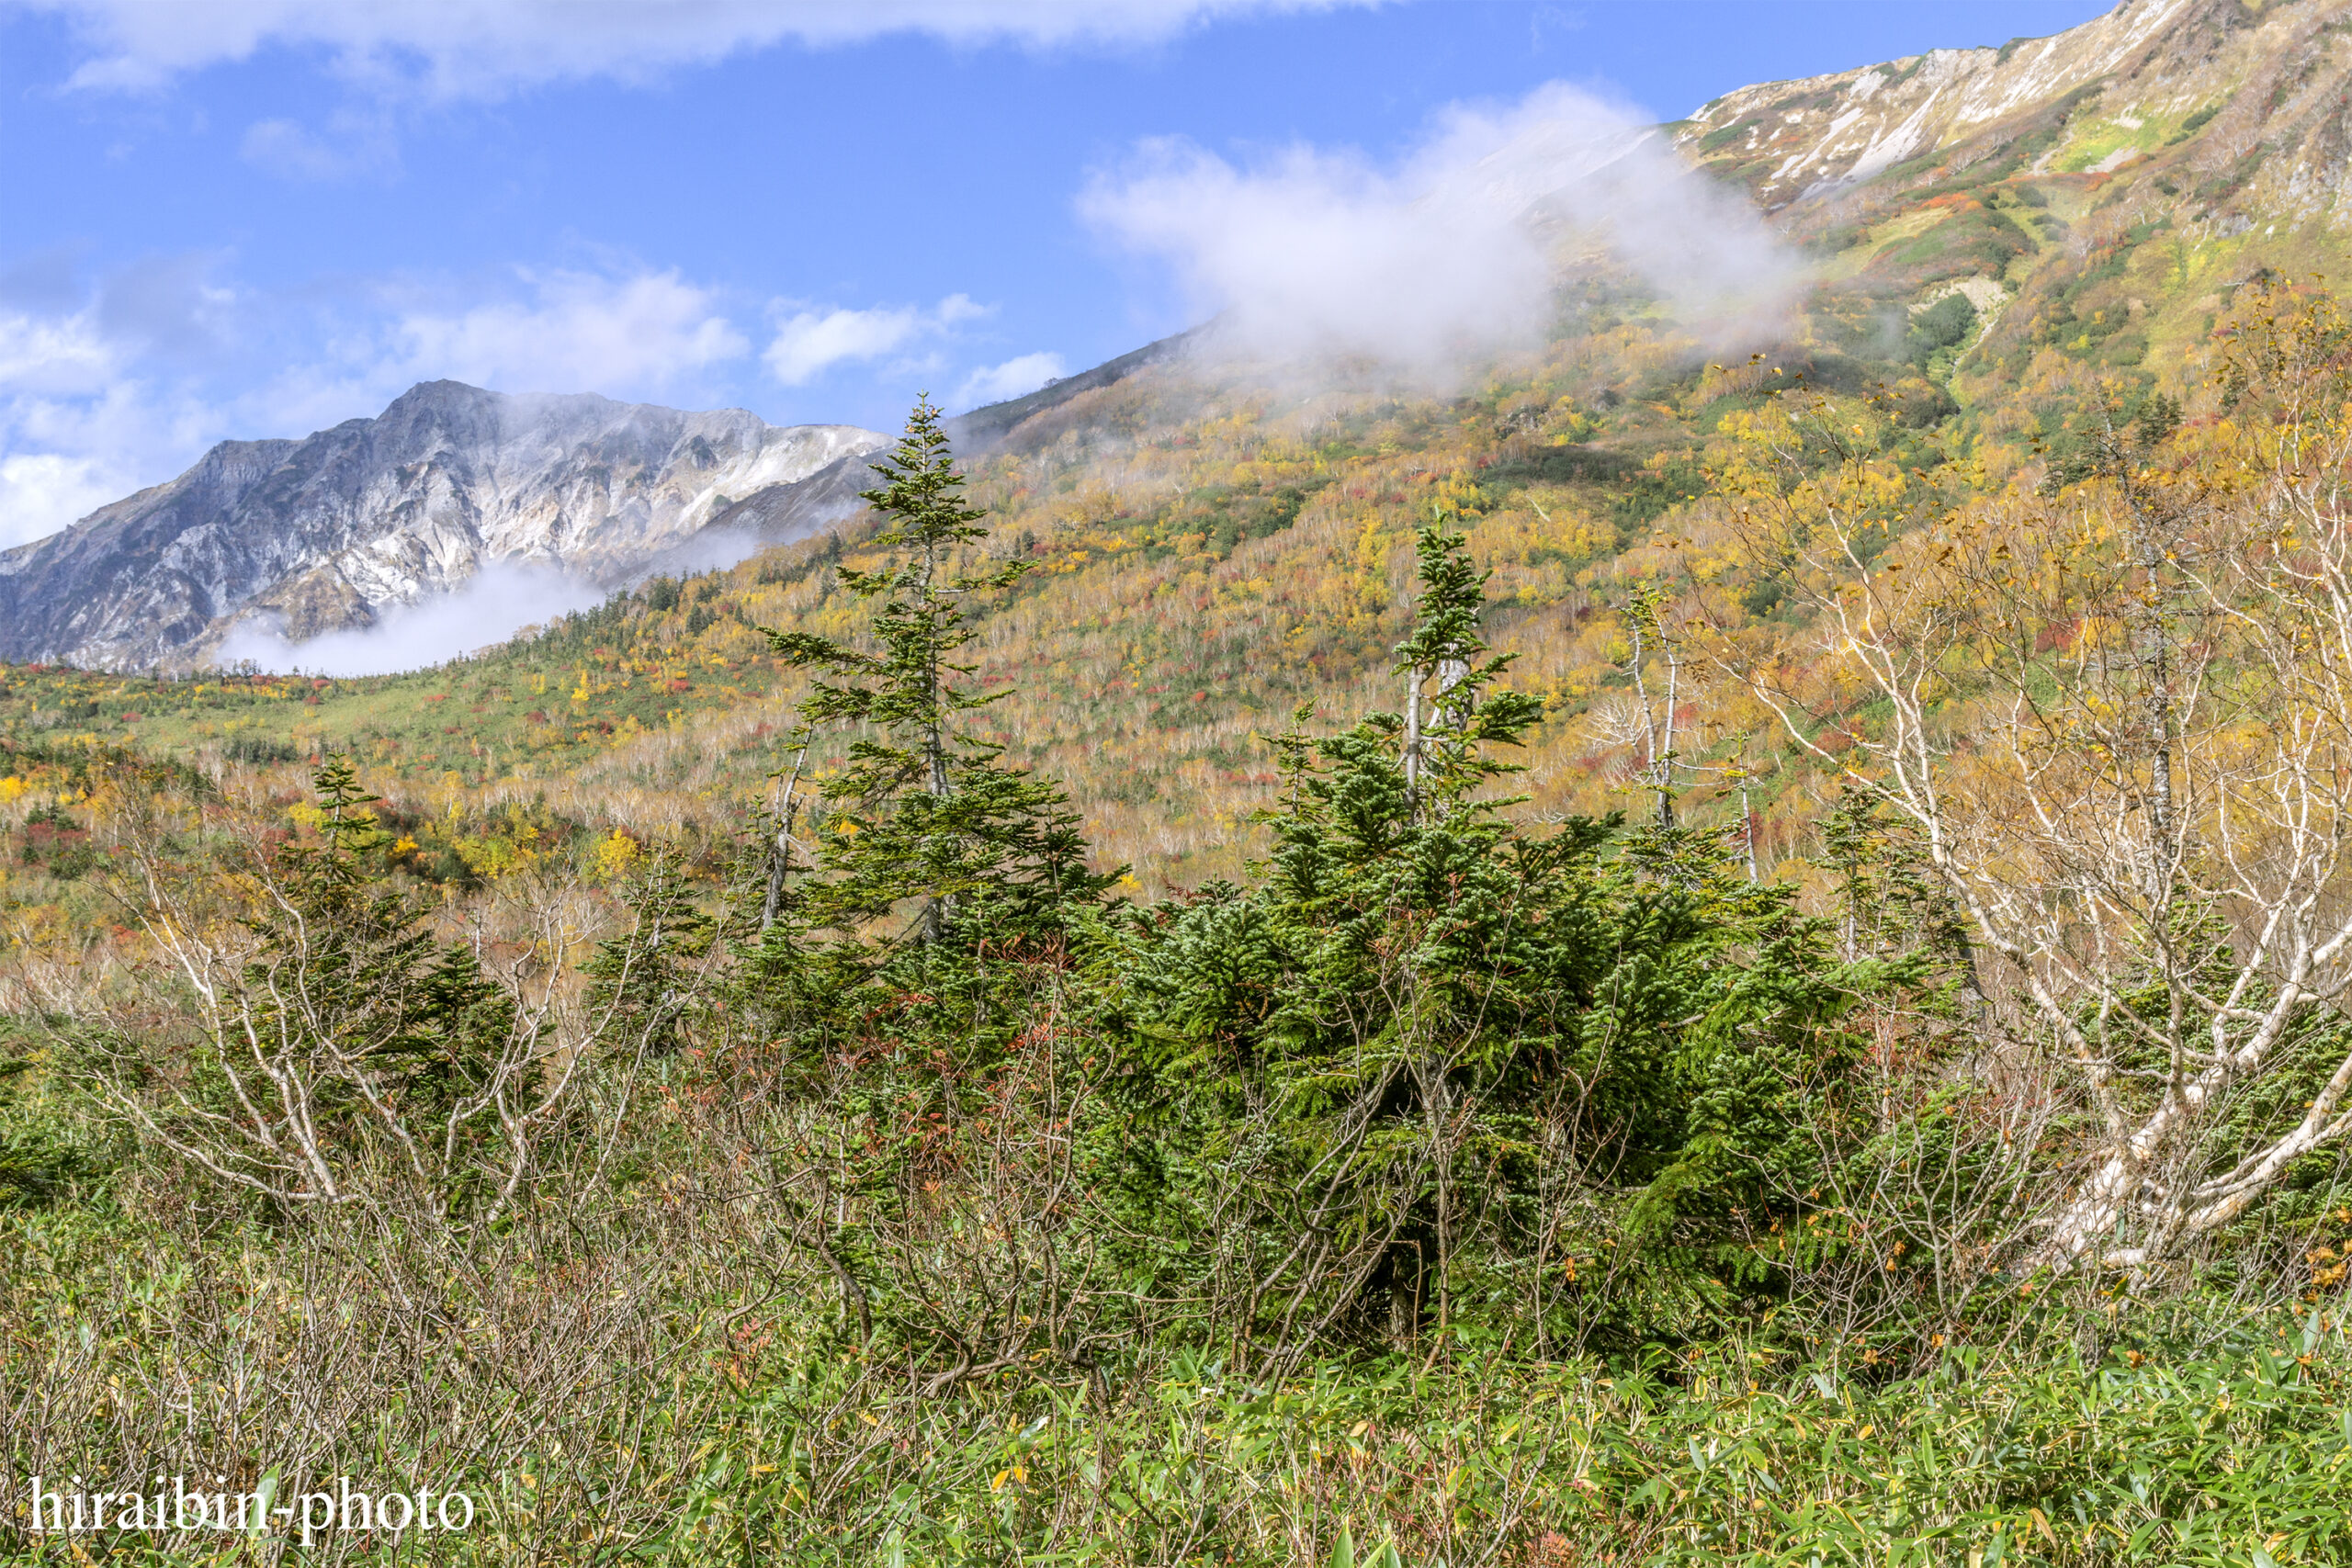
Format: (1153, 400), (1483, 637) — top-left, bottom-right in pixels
(1707, 282), (2352, 1273)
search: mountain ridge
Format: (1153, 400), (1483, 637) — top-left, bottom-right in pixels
(1678, 0), (2203, 205)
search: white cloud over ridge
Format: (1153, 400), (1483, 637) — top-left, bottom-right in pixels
(392, 268), (751, 397)
(24, 0), (1358, 96)
(764, 294), (984, 387)
(0, 452), (127, 547)
(956, 352), (1065, 410)
(0, 302), (207, 547)
(1080, 81), (1804, 376)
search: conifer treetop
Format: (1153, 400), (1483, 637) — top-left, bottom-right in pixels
(1393, 513), (1491, 678)
(857, 394), (989, 557)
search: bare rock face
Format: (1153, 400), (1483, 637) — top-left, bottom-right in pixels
(1676, 0), (2215, 206)
(1661, 0), (2352, 332)
(1672, 0), (2352, 231)
(0, 380), (887, 669)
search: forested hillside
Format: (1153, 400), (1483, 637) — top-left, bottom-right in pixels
(7, 1), (2352, 1562)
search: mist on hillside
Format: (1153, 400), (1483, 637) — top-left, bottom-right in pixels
(1080, 82), (1806, 382)
(216, 561), (611, 677)
(208, 521), (809, 675)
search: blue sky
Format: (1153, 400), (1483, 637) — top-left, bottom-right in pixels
(0, 0), (2109, 548)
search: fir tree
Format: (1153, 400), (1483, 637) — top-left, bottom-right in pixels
(752, 397), (1117, 1035)
(1394, 512), (1546, 816)
(1117, 525), (1887, 1356)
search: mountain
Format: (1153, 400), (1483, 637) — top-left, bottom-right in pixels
(1679, 0), (2215, 207)
(666, 333), (1194, 570)
(0, 381), (886, 670)
(942, 329), (1197, 455)
(18, 0), (2352, 883)
(1675, 0), (2352, 379)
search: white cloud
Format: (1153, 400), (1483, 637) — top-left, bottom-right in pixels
(216, 559), (610, 675)
(956, 351), (1065, 409)
(763, 293), (986, 386)
(764, 306), (923, 387)
(0, 452), (131, 547)
(24, 1), (1363, 96)
(0, 367), (223, 547)
(391, 268), (750, 397)
(1080, 81), (1803, 374)
(240, 109), (397, 180)
(0, 305), (177, 545)
(0, 307), (121, 395)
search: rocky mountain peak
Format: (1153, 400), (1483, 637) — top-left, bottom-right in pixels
(0, 384), (887, 671)
(1675, 0), (2273, 210)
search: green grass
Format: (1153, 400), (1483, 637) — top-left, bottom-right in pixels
(6, 1182), (2347, 1567)
(5, 1019), (2347, 1566)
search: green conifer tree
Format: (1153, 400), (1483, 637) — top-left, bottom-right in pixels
(728, 399), (1127, 1367)
(1394, 511), (1547, 815)
(1117, 522), (1887, 1358)
(753, 396), (1117, 1033)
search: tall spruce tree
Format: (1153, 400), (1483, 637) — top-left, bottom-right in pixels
(729, 398), (1124, 1369)
(753, 396), (1115, 1037)
(1395, 512), (1547, 816)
